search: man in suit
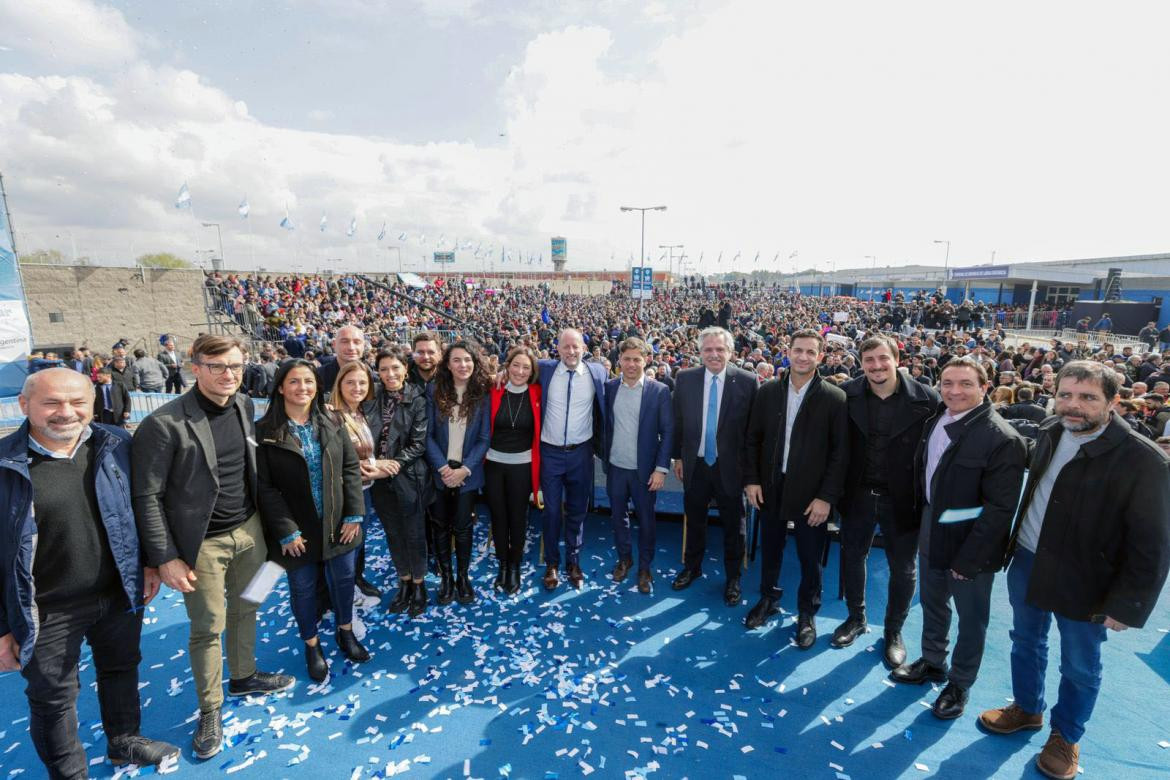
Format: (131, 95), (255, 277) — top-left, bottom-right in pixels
(132, 335), (293, 760)
(157, 335), (185, 394)
(832, 335), (940, 667)
(538, 328), (609, 590)
(892, 357), (1027, 721)
(94, 366), (132, 427)
(743, 329), (848, 647)
(670, 326), (758, 606)
(604, 337), (674, 594)
(317, 324), (370, 398)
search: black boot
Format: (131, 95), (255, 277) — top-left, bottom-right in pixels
(493, 561), (507, 592)
(505, 564), (522, 595)
(336, 627), (371, 663)
(409, 581), (428, 617)
(305, 641), (328, 682)
(456, 569), (476, 604)
(437, 564), (456, 605)
(454, 525), (476, 605)
(387, 580), (413, 613)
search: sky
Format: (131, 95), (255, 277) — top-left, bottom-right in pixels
(1, 0), (1168, 276)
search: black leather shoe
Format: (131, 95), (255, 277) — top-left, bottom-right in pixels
(795, 614), (817, 649)
(305, 641), (328, 682)
(672, 568), (701, 590)
(227, 670), (295, 697)
(505, 565), (522, 595)
(408, 581), (428, 617)
(723, 577), (742, 606)
(337, 628), (371, 663)
(387, 581), (413, 614)
(932, 681), (969, 720)
(437, 567), (456, 605)
(355, 575), (382, 599)
(744, 596), (780, 629)
(883, 629), (907, 669)
(830, 614), (869, 648)
(192, 707), (222, 760)
(493, 563), (507, 592)
(108, 735), (180, 767)
(890, 657), (949, 685)
(455, 571), (476, 604)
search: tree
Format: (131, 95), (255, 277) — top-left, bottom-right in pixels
(18, 249), (68, 265)
(136, 252), (192, 269)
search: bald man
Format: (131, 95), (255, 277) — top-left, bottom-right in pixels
(536, 329), (610, 589)
(317, 324), (371, 397)
(0, 369), (178, 776)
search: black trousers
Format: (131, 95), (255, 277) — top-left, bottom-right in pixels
(757, 475), (828, 615)
(21, 592), (142, 780)
(430, 487), (476, 572)
(839, 492), (919, 631)
(164, 371), (185, 393)
(484, 460), (530, 566)
(682, 460), (746, 577)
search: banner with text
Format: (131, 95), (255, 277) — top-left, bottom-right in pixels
(0, 181), (32, 396)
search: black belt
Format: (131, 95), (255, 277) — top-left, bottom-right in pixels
(547, 441), (586, 451)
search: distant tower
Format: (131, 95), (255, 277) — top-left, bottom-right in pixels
(551, 237), (567, 274)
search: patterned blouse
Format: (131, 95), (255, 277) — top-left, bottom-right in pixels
(279, 419), (362, 545)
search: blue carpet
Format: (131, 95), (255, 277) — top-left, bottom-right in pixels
(2, 509), (1168, 779)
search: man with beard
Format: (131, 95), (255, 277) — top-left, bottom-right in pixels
(979, 361), (1170, 780)
(407, 331), (444, 574)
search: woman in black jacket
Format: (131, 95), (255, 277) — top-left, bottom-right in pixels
(366, 346), (431, 617)
(257, 359), (369, 683)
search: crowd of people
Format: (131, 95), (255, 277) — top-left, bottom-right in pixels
(3, 275), (1169, 780)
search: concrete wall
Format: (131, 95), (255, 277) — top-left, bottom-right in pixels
(21, 265), (209, 355)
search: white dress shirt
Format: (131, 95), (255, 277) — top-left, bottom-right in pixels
(541, 361), (595, 446)
(924, 406), (975, 504)
(696, 366), (728, 457)
(782, 375), (811, 474)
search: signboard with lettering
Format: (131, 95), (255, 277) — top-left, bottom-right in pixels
(630, 266), (653, 299)
(433, 251), (455, 264)
(950, 265), (1010, 280)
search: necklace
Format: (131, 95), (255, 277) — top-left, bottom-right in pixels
(503, 388), (525, 429)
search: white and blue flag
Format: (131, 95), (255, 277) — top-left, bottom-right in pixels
(175, 182), (191, 209)
(238, 197), (249, 219)
(346, 217), (357, 237)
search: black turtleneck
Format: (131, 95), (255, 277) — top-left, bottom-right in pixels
(194, 387), (255, 536)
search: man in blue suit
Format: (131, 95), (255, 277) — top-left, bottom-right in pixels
(538, 328), (609, 590)
(604, 338), (674, 594)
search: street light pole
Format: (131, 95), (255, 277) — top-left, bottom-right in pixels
(659, 243), (683, 287)
(864, 255), (876, 302)
(620, 205), (667, 316)
(201, 222), (224, 269)
(933, 239), (950, 296)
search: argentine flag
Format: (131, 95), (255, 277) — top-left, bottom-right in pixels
(280, 210), (295, 230)
(377, 222), (386, 241)
(347, 217), (357, 237)
(238, 198), (249, 219)
(320, 214), (328, 232)
(175, 182), (191, 209)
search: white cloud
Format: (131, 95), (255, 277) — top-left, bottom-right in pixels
(0, 0), (138, 68)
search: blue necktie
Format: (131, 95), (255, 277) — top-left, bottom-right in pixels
(562, 369), (575, 446)
(704, 374), (718, 466)
(102, 384), (111, 411)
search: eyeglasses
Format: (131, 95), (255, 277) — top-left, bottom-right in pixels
(196, 361), (245, 375)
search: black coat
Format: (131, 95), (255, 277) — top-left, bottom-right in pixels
(671, 364), (758, 497)
(998, 401), (1046, 424)
(94, 381), (131, 426)
(742, 371), (848, 518)
(1007, 412), (1170, 627)
(365, 383), (430, 516)
(839, 371), (940, 530)
(256, 412), (365, 571)
(914, 400), (1027, 576)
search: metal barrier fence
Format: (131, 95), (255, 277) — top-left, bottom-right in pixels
(0, 391), (270, 434)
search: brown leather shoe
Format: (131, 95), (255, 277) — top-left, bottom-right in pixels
(979, 703), (1043, 735)
(542, 565), (560, 591)
(612, 558), (633, 583)
(1036, 729), (1078, 780)
(567, 563), (585, 590)
(637, 570), (652, 594)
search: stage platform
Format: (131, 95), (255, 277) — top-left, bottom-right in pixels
(1, 509), (1167, 779)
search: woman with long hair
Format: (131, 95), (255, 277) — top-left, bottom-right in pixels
(256, 359), (369, 682)
(367, 347), (431, 617)
(426, 340), (491, 605)
(485, 346), (542, 595)
(329, 360), (381, 600)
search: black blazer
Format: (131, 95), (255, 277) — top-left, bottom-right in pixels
(131, 391), (258, 568)
(256, 413), (365, 571)
(914, 400), (1027, 576)
(94, 381), (131, 426)
(742, 371), (848, 519)
(839, 371), (940, 529)
(1007, 412), (1170, 628)
(671, 364), (758, 497)
(365, 383), (430, 513)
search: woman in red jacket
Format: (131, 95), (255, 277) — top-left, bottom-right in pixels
(485, 346), (542, 595)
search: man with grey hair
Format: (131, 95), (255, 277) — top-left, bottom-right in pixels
(670, 327), (758, 605)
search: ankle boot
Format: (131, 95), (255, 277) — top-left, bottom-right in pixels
(408, 581), (428, 617)
(304, 641), (328, 682)
(437, 564), (456, 605)
(455, 569), (476, 604)
(387, 580), (413, 613)
(493, 561), (507, 592)
(336, 627), (370, 663)
(505, 564), (522, 595)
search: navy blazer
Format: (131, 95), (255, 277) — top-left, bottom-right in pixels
(425, 394), (492, 494)
(671, 364), (759, 497)
(603, 377), (674, 483)
(537, 358), (609, 461)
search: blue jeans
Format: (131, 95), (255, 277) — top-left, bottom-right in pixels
(1008, 548), (1107, 743)
(606, 466), (657, 572)
(286, 551), (357, 641)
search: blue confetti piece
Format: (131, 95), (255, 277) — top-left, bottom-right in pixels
(904, 729), (913, 741)
(480, 738), (492, 746)
(774, 747), (788, 754)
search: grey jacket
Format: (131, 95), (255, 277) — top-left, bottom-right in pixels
(130, 390), (258, 567)
(133, 355), (168, 389)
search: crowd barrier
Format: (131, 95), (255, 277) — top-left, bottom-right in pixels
(0, 391), (271, 433)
